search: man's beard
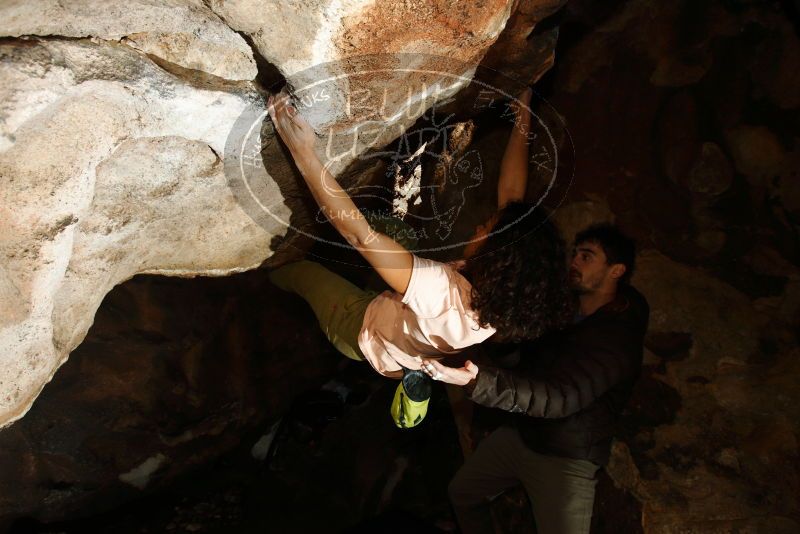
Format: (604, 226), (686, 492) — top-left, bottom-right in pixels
(568, 269), (585, 291)
(570, 280), (591, 294)
(569, 270), (603, 293)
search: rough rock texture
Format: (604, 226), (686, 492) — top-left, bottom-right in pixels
(452, 0), (566, 113)
(0, 0), (258, 81)
(607, 252), (800, 533)
(0, 0), (567, 524)
(0, 38), (278, 430)
(4, 0), (797, 531)
(209, 0), (519, 72)
(206, 0), (531, 159)
(1, 0), (564, 431)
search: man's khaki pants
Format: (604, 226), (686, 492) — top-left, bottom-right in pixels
(449, 426), (600, 534)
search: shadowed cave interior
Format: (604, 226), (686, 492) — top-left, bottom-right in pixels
(2, 0), (799, 533)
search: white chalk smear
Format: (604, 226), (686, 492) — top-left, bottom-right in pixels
(118, 453), (168, 489)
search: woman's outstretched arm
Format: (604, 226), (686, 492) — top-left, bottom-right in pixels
(497, 87), (533, 209)
(268, 92), (413, 294)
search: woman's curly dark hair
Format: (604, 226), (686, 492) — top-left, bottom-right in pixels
(461, 202), (574, 342)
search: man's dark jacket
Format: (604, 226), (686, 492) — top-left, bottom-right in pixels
(468, 285), (649, 466)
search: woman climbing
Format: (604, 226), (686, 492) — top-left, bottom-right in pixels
(266, 87), (572, 427)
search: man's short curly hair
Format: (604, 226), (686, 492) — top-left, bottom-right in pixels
(462, 202), (573, 342)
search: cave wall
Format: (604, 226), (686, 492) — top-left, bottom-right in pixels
(546, 2), (799, 528)
(0, 270), (342, 525)
(466, 0), (799, 531)
(1, 0), (798, 531)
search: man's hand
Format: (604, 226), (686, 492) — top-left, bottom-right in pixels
(268, 91), (316, 158)
(422, 359), (479, 386)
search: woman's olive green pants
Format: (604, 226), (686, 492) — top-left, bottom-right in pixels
(269, 260), (375, 361)
(268, 213), (418, 362)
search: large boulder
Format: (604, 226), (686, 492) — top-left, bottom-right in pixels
(0, 0), (258, 81)
(1, 0), (569, 430)
(206, 0), (538, 161)
(0, 38), (275, 429)
(0, 3), (570, 526)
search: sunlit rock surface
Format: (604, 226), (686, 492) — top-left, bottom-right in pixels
(0, 38), (278, 430)
(0, 0), (258, 81)
(206, 0), (529, 160)
(0, 0), (563, 430)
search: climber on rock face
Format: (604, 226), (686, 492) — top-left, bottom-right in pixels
(266, 87), (571, 428)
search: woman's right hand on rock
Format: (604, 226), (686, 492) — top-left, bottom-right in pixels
(268, 90), (316, 158)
